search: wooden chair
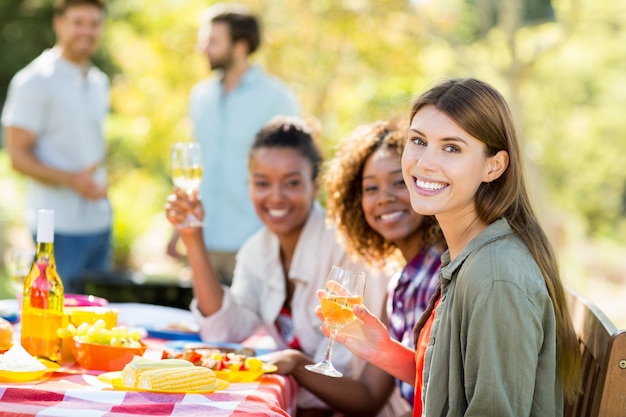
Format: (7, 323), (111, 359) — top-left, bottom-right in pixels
(564, 287), (626, 417)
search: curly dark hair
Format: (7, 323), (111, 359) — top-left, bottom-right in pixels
(324, 120), (445, 265)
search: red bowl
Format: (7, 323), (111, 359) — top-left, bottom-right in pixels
(71, 338), (146, 371)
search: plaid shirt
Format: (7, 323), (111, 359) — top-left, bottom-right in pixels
(387, 246), (443, 406)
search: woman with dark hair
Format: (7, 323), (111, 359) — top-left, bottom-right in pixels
(323, 78), (580, 417)
(165, 115), (388, 415)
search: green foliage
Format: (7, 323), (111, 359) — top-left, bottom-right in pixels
(522, 0), (626, 240)
(1, 0), (625, 271)
(0, 152), (28, 295)
(0, 0), (54, 113)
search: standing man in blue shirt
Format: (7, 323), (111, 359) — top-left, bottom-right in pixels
(2, 0), (111, 294)
(168, 3), (300, 285)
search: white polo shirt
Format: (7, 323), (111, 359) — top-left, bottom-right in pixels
(2, 48), (111, 234)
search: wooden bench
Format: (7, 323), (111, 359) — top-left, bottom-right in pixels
(564, 287), (626, 417)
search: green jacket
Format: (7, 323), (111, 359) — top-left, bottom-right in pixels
(421, 218), (563, 417)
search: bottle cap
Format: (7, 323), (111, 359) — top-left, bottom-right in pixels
(37, 209), (55, 243)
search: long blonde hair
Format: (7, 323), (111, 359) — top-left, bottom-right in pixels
(410, 78), (581, 400)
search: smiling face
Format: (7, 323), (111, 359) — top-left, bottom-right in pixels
(361, 147), (424, 256)
(249, 147), (318, 241)
(54, 4), (104, 66)
(402, 105), (507, 226)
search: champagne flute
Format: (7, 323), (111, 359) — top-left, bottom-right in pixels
(4, 248), (35, 307)
(305, 265), (366, 377)
(170, 142), (204, 228)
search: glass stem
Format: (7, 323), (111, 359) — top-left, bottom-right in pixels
(324, 330), (337, 363)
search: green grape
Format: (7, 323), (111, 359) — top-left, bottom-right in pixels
(59, 320), (143, 347)
(110, 327), (121, 340)
(129, 329), (142, 341)
(110, 337), (123, 347)
(92, 319), (106, 329)
(95, 328), (112, 345)
(111, 326), (127, 340)
(57, 327), (74, 338)
(85, 326), (99, 342)
(76, 322), (90, 336)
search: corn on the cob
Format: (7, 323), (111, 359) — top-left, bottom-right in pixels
(138, 366), (218, 391)
(122, 356), (195, 387)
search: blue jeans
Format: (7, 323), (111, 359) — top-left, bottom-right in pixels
(35, 230), (112, 294)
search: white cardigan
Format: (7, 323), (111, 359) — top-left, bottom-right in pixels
(191, 202), (388, 407)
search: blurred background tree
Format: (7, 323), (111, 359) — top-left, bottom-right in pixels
(1, 0), (625, 323)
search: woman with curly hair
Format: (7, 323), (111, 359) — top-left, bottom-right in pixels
(268, 120), (446, 417)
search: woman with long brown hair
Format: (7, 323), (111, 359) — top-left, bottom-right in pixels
(326, 78), (580, 416)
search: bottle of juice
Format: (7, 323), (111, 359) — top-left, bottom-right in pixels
(21, 209), (64, 363)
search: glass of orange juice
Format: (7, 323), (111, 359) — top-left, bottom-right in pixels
(305, 266), (366, 377)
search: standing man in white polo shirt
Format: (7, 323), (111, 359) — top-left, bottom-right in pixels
(2, 0), (111, 294)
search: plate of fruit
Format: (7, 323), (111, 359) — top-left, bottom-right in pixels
(162, 344), (277, 382)
(58, 319), (146, 371)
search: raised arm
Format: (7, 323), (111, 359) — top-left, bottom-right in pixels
(164, 189), (224, 316)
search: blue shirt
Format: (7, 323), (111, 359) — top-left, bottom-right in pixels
(189, 65), (300, 251)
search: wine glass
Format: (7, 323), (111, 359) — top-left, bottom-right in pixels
(305, 265), (366, 377)
(4, 248), (35, 306)
(170, 142), (204, 228)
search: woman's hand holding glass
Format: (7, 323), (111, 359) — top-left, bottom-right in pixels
(305, 266), (366, 377)
(165, 188), (204, 232)
(170, 142), (203, 228)
(313, 289), (392, 364)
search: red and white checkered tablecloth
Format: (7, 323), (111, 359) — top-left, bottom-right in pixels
(0, 371), (297, 416)
(0, 302), (297, 416)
